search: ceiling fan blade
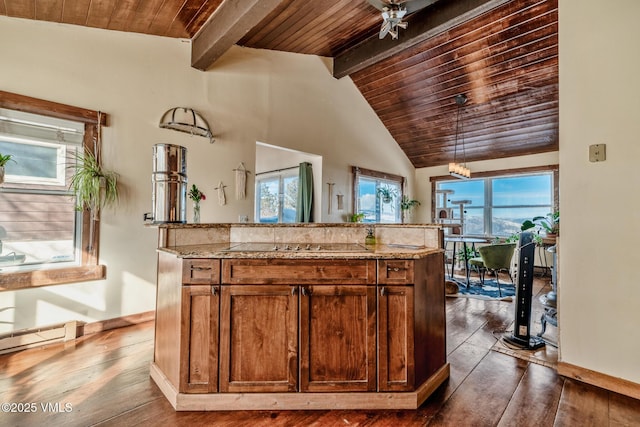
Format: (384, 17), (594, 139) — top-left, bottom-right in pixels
(379, 20), (391, 39)
(397, 21), (408, 29)
(404, 0), (439, 14)
(368, 0), (388, 11)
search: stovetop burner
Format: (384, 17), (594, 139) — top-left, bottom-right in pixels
(223, 242), (369, 252)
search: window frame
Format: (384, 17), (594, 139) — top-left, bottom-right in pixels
(0, 90), (108, 291)
(430, 165), (559, 237)
(352, 166), (405, 224)
(255, 167), (300, 223)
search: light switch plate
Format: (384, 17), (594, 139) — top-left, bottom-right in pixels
(589, 144), (606, 162)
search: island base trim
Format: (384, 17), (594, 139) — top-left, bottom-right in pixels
(150, 362), (450, 411)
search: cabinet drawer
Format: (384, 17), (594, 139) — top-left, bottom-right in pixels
(182, 259), (220, 285)
(378, 260), (414, 284)
(222, 259), (376, 285)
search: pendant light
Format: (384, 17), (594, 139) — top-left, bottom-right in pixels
(449, 94), (471, 179)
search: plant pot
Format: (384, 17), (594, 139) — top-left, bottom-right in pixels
(382, 196), (392, 204)
(0, 166), (4, 185)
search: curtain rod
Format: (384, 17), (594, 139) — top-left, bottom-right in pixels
(255, 165), (300, 177)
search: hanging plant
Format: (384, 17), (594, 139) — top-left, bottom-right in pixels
(400, 195), (420, 211)
(400, 195), (420, 223)
(377, 185), (399, 204)
(68, 112), (118, 219)
(68, 149), (119, 218)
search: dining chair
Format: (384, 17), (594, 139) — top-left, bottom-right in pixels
(469, 243), (516, 296)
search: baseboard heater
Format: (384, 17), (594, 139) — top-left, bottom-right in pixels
(0, 321), (78, 355)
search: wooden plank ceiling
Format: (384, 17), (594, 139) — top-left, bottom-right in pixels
(0, 0), (225, 39)
(1, 0), (558, 169)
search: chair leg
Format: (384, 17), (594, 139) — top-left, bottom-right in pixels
(496, 273), (502, 297)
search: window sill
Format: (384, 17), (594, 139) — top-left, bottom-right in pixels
(0, 265), (106, 291)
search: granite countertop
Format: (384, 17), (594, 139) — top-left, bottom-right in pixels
(158, 242), (442, 260)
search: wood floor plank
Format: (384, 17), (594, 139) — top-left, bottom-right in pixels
(465, 303), (513, 351)
(1, 333), (154, 402)
(554, 379), (610, 426)
(607, 390), (640, 427)
(427, 351), (528, 426)
(0, 321), (154, 380)
(1, 276), (637, 426)
(497, 363), (564, 427)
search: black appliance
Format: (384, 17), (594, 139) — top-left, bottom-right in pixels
(503, 231), (545, 350)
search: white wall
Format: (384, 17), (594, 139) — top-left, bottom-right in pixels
(559, 0), (640, 383)
(0, 17), (414, 332)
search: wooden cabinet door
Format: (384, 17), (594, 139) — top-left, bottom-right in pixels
(300, 285), (376, 392)
(378, 285), (415, 391)
(180, 285), (219, 393)
(219, 285), (298, 392)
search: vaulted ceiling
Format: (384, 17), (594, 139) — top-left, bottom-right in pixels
(1, 0), (558, 169)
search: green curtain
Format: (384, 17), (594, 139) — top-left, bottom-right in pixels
(296, 162), (313, 222)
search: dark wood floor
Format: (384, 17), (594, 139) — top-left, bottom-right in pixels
(1, 275), (639, 427)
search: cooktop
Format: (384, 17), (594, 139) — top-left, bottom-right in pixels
(222, 242), (369, 252)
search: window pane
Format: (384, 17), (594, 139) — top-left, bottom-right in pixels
(0, 140), (59, 178)
(0, 111), (83, 272)
(463, 207), (484, 235)
(358, 177), (377, 223)
(493, 175), (552, 206)
(282, 176), (298, 223)
(437, 179), (484, 207)
(257, 178), (280, 223)
(492, 207), (551, 236)
(378, 181), (401, 223)
(0, 193), (78, 268)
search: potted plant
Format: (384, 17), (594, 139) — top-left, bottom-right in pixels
(377, 185), (398, 204)
(68, 149), (119, 219)
(349, 212), (365, 223)
(521, 211), (559, 236)
(0, 152), (15, 185)
(400, 195), (420, 223)
(188, 184), (206, 223)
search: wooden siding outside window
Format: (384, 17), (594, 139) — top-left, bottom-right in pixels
(0, 91), (108, 291)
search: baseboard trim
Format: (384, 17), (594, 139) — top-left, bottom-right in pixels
(557, 361), (640, 400)
(78, 311), (155, 336)
(150, 362), (450, 411)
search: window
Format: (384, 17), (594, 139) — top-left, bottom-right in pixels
(434, 167), (557, 236)
(0, 91), (107, 290)
(0, 109), (84, 270)
(353, 167), (404, 223)
(1, 136), (67, 185)
(255, 168), (298, 223)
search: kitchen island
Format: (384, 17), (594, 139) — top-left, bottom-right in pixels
(151, 224), (448, 411)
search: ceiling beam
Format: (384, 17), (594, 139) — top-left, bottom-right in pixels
(333, 0), (511, 79)
(191, 0), (288, 71)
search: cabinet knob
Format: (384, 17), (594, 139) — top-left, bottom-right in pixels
(191, 266), (212, 271)
(211, 286), (217, 296)
(380, 287), (386, 296)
